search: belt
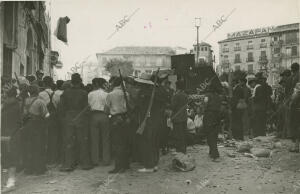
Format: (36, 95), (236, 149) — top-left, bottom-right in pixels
(111, 112), (127, 117)
(91, 110), (106, 114)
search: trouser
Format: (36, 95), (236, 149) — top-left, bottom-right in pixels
(23, 118), (47, 174)
(111, 114), (130, 169)
(204, 111), (220, 159)
(252, 110), (267, 137)
(232, 109), (244, 140)
(128, 120), (140, 162)
(47, 114), (63, 164)
(173, 122), (187, 154)
(62, 112), (91, 169)
(140, 121), (160, 169)
(90, 111), (110, 165)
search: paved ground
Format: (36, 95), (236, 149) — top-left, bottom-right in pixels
(2, 137), (300, 194)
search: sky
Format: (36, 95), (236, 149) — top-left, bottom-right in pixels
(49, 0), (300, 78)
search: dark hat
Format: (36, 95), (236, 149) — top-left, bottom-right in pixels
(255, 72), (266, 80)
(280, 69), (291, 77)
(134, 73), (154, 85)
(71, 73), (82, 85)
(36, 69), (44, 75)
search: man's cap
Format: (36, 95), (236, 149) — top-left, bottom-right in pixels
(255, 72), (266, 80)
(134, 73), (154, 85)
(280, 69), (291, 77)
(36, 69), (44, 75)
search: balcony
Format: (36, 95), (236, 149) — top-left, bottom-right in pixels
(247, 45), (254, 50)
(234, 47), (241, 51)
(246, 57), (254, 62)
(258, 56), (268, 64)
(222, 48), (229, 53)
(234, 59), (241, 63)
(270, 40), (283, 47)
(260, 43), (267, 48)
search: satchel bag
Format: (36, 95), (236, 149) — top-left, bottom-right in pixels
(236, 99), (247, 109)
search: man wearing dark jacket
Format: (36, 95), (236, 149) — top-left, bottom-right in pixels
(252, 72), (272, 137)
(171, 80), (188, 154)
(60, 73), (92, 171)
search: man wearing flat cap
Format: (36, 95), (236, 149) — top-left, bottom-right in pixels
(252, 72), (272, 137)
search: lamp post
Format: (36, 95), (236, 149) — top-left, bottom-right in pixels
(195, 18), (201, 66)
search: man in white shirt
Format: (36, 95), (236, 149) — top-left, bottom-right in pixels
(38, 76), (54, 105)
(88, 78), (110, 166)
(52, 80), (64, 109)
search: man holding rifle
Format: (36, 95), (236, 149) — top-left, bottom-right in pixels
(106, 77), (130, 173)
(135, 71), (169, 172)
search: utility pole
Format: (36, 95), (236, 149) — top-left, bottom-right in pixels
(195, 18), (201, 67)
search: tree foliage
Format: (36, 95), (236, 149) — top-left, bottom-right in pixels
(105, 58), (134, 77)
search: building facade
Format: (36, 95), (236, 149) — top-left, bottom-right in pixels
(0, 1), (52, 79)
(269, 23), (299, 85)
(191, 42), (214, 66)
(96, 46), (187, 79)
(218, 23), (300, 85)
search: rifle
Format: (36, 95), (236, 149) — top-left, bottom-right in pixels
(136, 68), (160, 135)
(118, 69), (130, 111)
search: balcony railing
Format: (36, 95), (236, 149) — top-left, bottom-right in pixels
(270, 40), (283, 47)
(234, 59), (241, 63)
(222, 48), (229, 53)
(260, 43), (267, 48)
(221, 60), (230, 68)
(234, 47), (241, 51)
(259, 56), (268, 64)
(247, 45), (254, 50)
(246, 57), (254, 62)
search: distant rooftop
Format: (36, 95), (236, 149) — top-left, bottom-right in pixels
(270, 23), (299, 34)
(193, 42), (212, 47)
(99, 46), (177, 55)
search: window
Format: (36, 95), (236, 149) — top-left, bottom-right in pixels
(286, 47), (291, 56)
(248, 64), (253, 73)
(204, 47), (207, 51)
(234, 54), (241, 63)
(26, 56), (32, 75)
(3, 46), (13, 77)
(145, 70), (152, 74)
(274, 47), (280, 54)
(291, 46), (298, 56)
(247, 52), (254, 62)
(235, 42), (240, 46)
(201, 47), (204, 51)
(261, 39), (265, 42)
(235, 65), (240, 70)
(224, 44), (228, 46)
(224, 55), (228, 59)
(273, 37), (278, 41)
(248, 41), (252, 44)
(286, 32), (297, 44)
(261, 51), (266, 56)
(20, 63), (24, 76)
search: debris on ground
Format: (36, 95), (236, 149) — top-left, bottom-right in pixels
(172, 152), (196, 172)
(237, 142), (252, 153)
(250, 148), (271, 157)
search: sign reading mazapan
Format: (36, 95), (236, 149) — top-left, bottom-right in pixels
(227, 26), (275, 39)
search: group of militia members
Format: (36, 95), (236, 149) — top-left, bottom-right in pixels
(227, 62), (300, 152)
(1, 67), (223, 190)
(2, 63), (299, 190)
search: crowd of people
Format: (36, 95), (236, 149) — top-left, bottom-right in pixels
(1, 63), (300, 191)
(226, 62), (300, 149)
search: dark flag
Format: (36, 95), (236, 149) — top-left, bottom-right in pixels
(171, 54), (222, 93)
